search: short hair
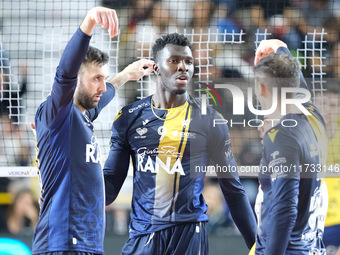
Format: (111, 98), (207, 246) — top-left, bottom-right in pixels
(152, 33), (192, 62)
(80, 46), (109, 70)
(254, 52), (300, 91)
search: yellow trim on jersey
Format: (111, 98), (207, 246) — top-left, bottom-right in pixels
(114, 110), (123, 122)
(154, 102), (191, 216)
(0, 193), (12, 204)
(306, 112), (328, 166)
(248, 243), (256, 255)
(268, 129), (279, 143)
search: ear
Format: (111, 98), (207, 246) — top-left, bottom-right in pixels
(259, 83), (267, 97)
(154, 64), (160, 76)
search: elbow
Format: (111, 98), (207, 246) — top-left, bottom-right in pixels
(105, 193), (117, 206)
(104, 178), (118, 206)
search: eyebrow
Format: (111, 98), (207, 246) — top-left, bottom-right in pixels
(168, 55), (194, 59)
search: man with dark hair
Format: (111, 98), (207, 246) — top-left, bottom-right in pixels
(104, 32), (257, 254)
(250, 39), (328, 255)
(33, 7), (153, 254)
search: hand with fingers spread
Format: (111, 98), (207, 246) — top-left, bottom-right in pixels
(254, 39), (287, 66)
(80, 7), (119, 38)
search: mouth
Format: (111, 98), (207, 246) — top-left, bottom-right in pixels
(93, 94), (102, 102)
(176, 74), (189, 85)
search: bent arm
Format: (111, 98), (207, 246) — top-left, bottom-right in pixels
(261, 133), (300, 255)
(103, 109), (131, 205)
(209, 115), (257, 249)
(86, 59), (154, 121)
(103, 142), (130, 205)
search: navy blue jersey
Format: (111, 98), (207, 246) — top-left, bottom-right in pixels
(33, 28), (115, 254)
(104, 96), (257, 249)
(255, 47), (328, 255)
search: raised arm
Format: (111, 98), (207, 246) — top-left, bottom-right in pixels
(86, 59), (154, 121)
(39, 7), (119, 126)
(255, 39), (309, 90)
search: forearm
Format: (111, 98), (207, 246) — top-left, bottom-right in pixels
(108, 59), (155, 90)
(263, 178), (299, 255)
(219, 178), (257, 249)
(104, 173), (127, 205)
(57, 28), (91, 81)
(103, 146), (130, 205)
(264, 205), (297, 255)
(108, 72), (131, 91)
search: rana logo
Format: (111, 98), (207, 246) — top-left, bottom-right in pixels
(199, 82), (222, 115)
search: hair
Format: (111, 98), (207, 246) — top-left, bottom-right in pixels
(254, 52), (301, 93)
(152, 33), (192, 62)
(80, 46), (109, 71)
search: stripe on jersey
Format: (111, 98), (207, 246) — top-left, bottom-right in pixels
(306, 111), (328, 166)
(154, 102), (192, 219)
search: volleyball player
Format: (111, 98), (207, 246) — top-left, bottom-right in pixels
(103, 33), (257, 255)
(251, 39), (328, 254)
(32, 7), (153, 254)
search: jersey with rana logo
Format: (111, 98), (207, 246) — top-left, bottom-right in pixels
(104, 96), (257, 248)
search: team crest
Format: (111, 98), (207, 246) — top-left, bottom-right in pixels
(136, 127), (148, 136)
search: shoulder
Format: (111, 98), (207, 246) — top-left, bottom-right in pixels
(123, 96), (150, 114)
(263, 117), (302, 151)
(189, 96), (225, 119)
(114, 96), (151, 125)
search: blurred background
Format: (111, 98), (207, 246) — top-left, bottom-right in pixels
(0, 0), (340, 254)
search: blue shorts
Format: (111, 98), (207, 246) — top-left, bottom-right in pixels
(121, 222), (208, 255)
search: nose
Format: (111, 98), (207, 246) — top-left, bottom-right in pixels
(99, 80), (107, 93)
(178, 60), (188, 72)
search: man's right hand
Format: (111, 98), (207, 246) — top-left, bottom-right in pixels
(109, 59), (154, 90)
(121, 59), (154, 81)
(254, 39), (288, 66)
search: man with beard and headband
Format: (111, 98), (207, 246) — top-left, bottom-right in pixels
(32, 7), (153, 254)
(103, 33), (257, 255)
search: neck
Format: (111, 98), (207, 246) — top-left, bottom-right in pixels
(152, 90), (188, 109)
(74, 101), (86, 114)
(264, 101), (300, 120)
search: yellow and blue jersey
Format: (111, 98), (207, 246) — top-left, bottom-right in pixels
(255, 47), (328, 255)
(33, 28), (115, 254)
(104, 96), (257, 249)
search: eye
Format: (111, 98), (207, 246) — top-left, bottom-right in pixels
(169, 59), (179, 64)
(186, 60), (193, 65)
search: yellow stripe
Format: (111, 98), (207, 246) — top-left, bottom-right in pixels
(0, 192), (12, 204)
(306, 112), (328, 166)
(173, 106), (192, 211)
(154, 102), (191, 216)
